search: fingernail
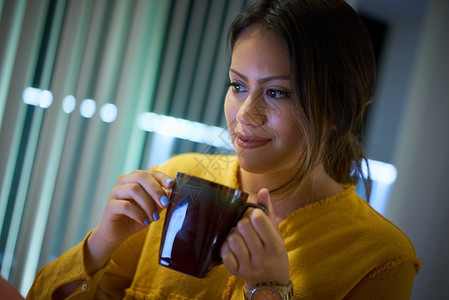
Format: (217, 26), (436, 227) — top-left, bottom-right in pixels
(152, 211), (160, 221)
(144, 218), (150, 226)
(160, 195), (170, 206)
(165, 178), (173, 185)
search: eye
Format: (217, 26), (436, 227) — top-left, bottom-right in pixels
(265, 88), (291, 100)
(226, 82), (247, 94)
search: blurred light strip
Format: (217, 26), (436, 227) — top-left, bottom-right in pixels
(362, 159), (398, 216)
(137, 112), (232, 150)
(99, 103), (118, 123)
(362, 159), (397, 185)
(0, 0), (27, 127)
(1, 108), (44, 280)
(22, 88), (119, 123)
(137, 112), (397, 186)
(79, 99), (96, 118)
(22, 87), (53, 108)
(62, 95), (76, 113)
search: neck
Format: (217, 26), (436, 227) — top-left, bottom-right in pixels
(239, 164), (344, 222)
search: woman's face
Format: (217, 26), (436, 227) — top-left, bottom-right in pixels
(225, 25), (303, 175)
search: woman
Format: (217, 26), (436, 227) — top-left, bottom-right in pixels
(28, 0), (421, 299)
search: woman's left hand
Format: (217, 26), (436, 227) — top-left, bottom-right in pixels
(220, 188), (290, 287)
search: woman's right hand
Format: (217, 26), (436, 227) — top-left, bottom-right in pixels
(85, 170), (173, 274)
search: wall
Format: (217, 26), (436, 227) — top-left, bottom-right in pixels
(360, 0), (449, 298)
(386, 0), (449, 298)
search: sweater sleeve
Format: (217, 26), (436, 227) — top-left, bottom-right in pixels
(26, 231), (104, 299)
(345, 259), (419, 299)
(26, 158), (181, 299)
(27, 227), (147, 299)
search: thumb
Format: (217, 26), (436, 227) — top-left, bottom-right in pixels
(257, 188), (272, 209)
(256, 188), (278, 224)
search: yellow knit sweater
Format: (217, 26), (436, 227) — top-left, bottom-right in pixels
(27, 153), (421, 299)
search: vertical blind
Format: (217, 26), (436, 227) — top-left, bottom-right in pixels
(0, 0), (248, 295)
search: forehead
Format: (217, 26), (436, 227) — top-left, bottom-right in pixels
(231, 25), (290, 77)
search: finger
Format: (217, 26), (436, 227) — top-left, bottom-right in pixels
(226, 230), (251, 273)
(116, 170), (172, 187)
(117, 170), (173, 208)
(256, 188), (278, 226)
(150, 170), (174, 189)
(256, 188), (273, 214)
(106, 198), (148, 226)
(249, 209), (284, 254)
(220, 241), (239, 275)
(111, 183), (158, 222)
(142, 175), (171, 208)
(236, 217), (265, 265)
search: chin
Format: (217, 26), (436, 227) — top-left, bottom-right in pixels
(236, 154), (271, 174)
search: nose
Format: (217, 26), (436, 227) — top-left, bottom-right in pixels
(236, 93), (267, 126)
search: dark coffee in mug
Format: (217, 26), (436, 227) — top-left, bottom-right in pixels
(159, 172), (267, 278)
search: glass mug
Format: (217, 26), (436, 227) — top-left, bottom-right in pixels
(159, 172), (267, 278)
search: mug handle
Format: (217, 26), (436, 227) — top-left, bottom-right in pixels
(237, 203), (268, 221)
(213, 203), (269, 267)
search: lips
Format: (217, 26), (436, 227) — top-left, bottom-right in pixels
(235, 132), (271, 149)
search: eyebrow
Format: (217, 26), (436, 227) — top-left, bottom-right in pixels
(229, 68), (290, 84)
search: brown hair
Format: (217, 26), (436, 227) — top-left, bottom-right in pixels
(228, 0), (375, 198)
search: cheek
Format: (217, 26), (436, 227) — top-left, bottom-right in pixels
(271, 108), (301, 143)
(266, 104), (290, 130)
(224, 93), (238, 127)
